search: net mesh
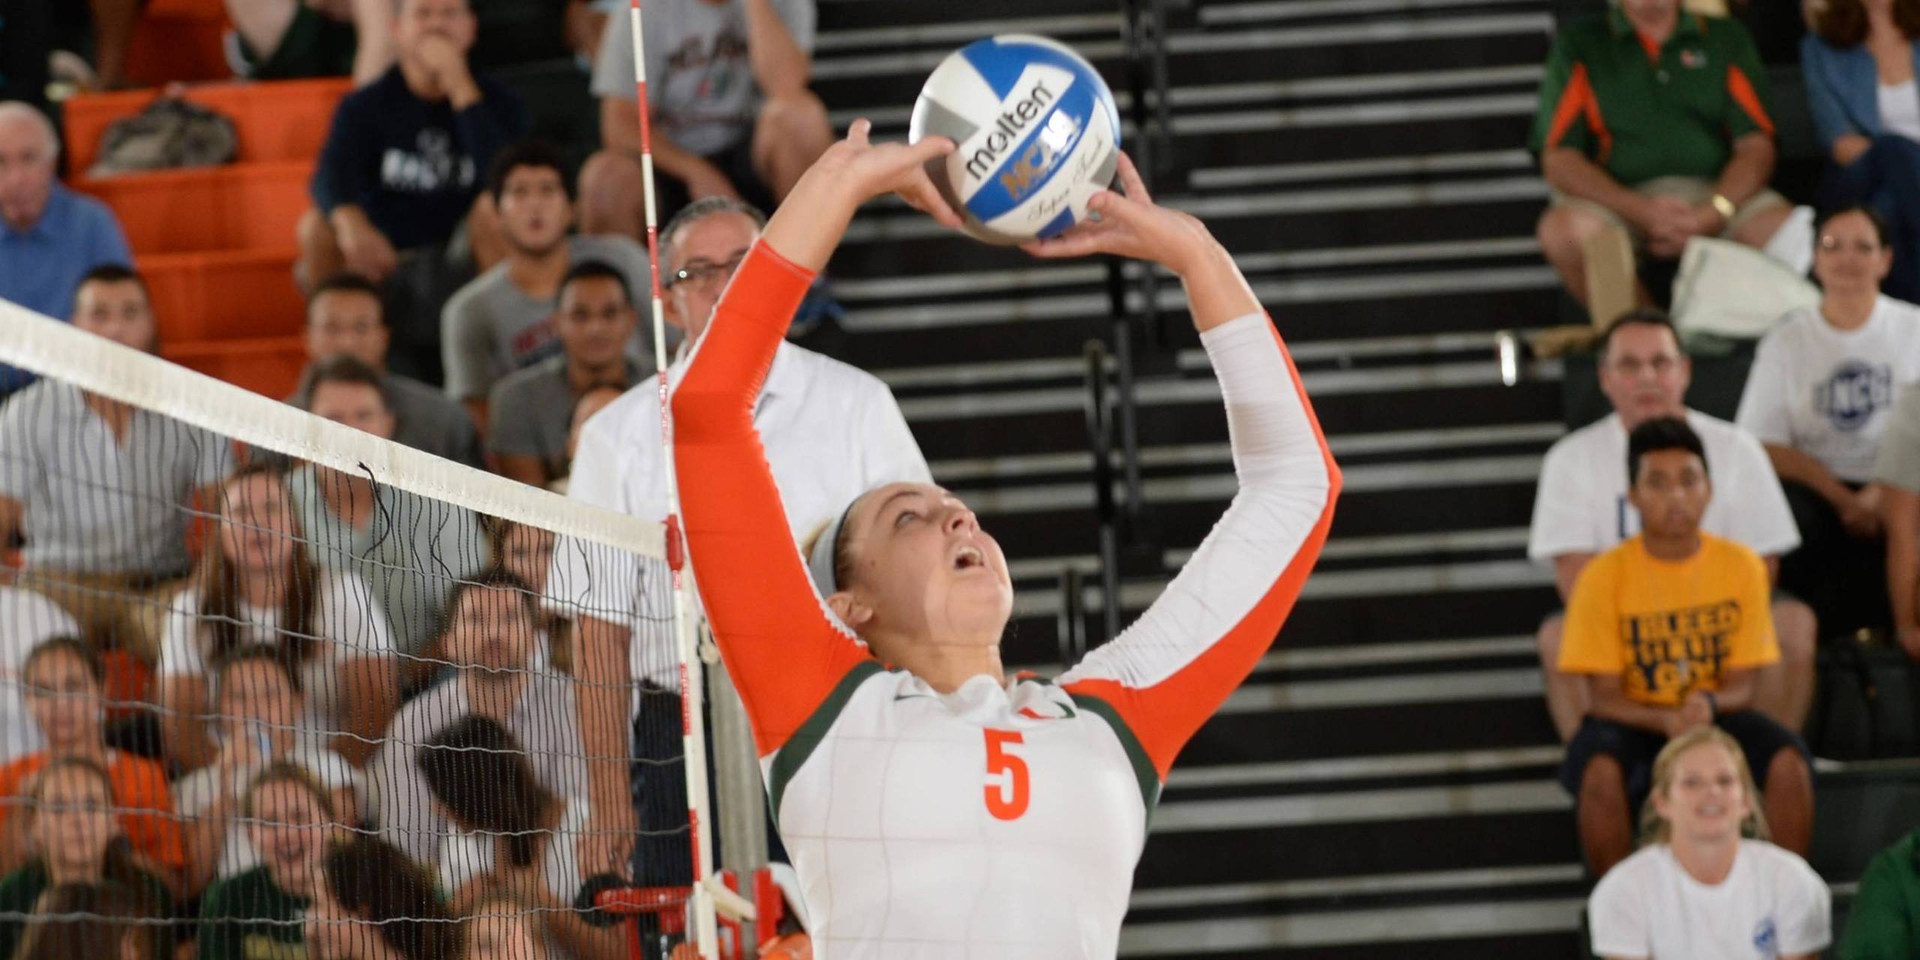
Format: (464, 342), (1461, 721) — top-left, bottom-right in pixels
(0, 304), (701, 960)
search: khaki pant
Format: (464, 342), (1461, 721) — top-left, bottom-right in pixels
(1550, 177), (1790, 330)
(18, 568), (182, 664)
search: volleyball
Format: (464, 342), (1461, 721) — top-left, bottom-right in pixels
(909, 34), (1123, 245)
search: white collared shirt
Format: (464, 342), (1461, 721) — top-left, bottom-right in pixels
(546, 340), (930, 695)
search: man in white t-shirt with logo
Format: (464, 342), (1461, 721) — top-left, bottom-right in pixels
(547, 197), (929, 891)
(1530, 309), (1813, 741)
(1736, 205), (1920, 640)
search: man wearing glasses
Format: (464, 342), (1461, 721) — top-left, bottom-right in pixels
(1530, 309), (1814, 744)
(549, 196), (929, 894)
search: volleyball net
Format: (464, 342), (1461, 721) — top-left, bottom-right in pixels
(0, 301), (751, 960)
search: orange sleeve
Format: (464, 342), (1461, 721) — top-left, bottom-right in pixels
(671, 243), (876, 756)
(0, 759), (28, 838)
(113, 757), (185, 873)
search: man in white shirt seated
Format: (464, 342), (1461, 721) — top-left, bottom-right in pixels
(549, 196), (930, 889)
(1530, 310), (1815, 739)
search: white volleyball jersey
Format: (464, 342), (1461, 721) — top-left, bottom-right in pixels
(673, 244), (1340, 959)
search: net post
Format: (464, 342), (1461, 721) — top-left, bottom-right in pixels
(709, 641), (769, 881)
(629, 0), (721, 954)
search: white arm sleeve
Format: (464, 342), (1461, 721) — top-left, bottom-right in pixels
(1058, 312), (1335, 691)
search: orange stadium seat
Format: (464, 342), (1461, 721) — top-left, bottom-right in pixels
(162, 335), (308, 398)
(78, 161), (312, 254)
(63, 78), (351, 174)
(140, 249), (306, 342)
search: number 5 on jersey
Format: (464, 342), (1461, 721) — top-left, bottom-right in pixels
(983, 729), (1030, 820)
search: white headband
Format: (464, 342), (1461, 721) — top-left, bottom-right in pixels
(807, 500), (856, 597)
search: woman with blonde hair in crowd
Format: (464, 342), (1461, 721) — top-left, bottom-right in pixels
(198, 763), (343, 960)
(1588, 726), (1831, 959)
(156, 463), (397, 769)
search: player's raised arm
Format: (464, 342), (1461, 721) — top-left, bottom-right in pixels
(670, 121), (959, 754)
(1044, 155), (1342, 779)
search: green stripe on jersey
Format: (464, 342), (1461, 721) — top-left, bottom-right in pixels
(768, 659), (886, 819)
(1071, 694), (1163, 824)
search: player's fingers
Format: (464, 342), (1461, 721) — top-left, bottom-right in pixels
(900, 177), (963, 229)
(1114, 152), (1151, 205)
(846, 118), (872, 147)
(1086, 188), (1150, 229)
(904, 135), (957, 164)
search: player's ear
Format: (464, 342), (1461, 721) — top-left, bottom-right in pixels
(826, 592), (868, 627)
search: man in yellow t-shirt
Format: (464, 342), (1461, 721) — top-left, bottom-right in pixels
(1558, 416), (1812, 878)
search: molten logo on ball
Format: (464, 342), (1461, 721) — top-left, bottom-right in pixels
(963, 79), (1057, 182)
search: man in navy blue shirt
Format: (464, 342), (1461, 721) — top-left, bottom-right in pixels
(0, 102), (134, 400)
(297, 0), (526, 385)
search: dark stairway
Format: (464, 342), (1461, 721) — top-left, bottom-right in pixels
(812, 0), (1580, 954)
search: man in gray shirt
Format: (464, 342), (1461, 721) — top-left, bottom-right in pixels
(0, 265), (234, 661)
(577, 0), (830, 237)
(294, 273), (485, 469)
(488, 260), (647, 489)
(440, 140), (650, 433)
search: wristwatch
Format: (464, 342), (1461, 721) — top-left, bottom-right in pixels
(1710, 193), (1737, 223)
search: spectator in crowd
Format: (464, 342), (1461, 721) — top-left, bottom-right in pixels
(548, 385), (624, 496)
(0, 266), (235, 664)
(306, 835), (460, 960)
(579, 0), (830, 237)
(1531, 0), (1792, 309)
(416, 715), (620, 960)
(289, 357), (489, 666)
(297, 0), (529, 384)
(173, 647), (360, 893)
(0, 757), (173, 960)
(157, 463), (397, 770)
(0, 639), (185, 884)
(1839, 826), (1920, 956)
(296, 273), (486, 469)
(224, 0), (371, 82)
(484, 519), (571, 671)
(11, 881), (153, 960)
(555, 197), (929, 882)
(459, 893), (548, 960)
(1803, 0), (1920, 302)
(0, 102), (133, 398)
(1558, 417), (1814, 878)
(0, 586), (80, 763)
(372, 571), (585, 865)
(441, 140), (651, 431)
(1588, 727), (1830, 957)
(1531, 310), (1815, 740)
(1737, 206), (1920, 635)
(487, 261), (647, 488)
(198, 764), (341, 960)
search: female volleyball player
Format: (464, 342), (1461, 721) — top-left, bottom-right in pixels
(671, 120), (1339, 957)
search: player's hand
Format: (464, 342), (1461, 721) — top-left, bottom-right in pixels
(1021, 152), (1217, 277)
(684, 162), (742, 203)
(812, 119), (961, 227)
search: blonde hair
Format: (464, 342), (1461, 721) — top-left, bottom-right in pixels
(1639, 726), (1769, 845)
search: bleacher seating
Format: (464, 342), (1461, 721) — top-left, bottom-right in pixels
(62, 78), (351, 398)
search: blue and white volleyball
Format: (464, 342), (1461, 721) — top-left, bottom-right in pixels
(909, 35), (1122, 245)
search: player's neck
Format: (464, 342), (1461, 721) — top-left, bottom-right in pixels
(1669, 831), (1740, 885)
(895, 638), (1005, 693)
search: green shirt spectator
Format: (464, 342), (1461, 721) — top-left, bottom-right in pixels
(199, 865), (310, 960)
(1531, 7), (1775, 186)
(1840, 829), (1920, 959)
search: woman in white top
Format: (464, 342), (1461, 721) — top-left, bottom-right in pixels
(172, 648), (360, 893)
(157, 464), (398, 769)
(1589, 726), (1831, 960)
(416, 715), (618, 960)
(1736, 206), (1920, 633)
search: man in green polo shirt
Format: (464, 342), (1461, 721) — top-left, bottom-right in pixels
(1532, 0), (1793, 308)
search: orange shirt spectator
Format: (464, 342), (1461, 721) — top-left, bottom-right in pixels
(0, 750), (186, 878)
